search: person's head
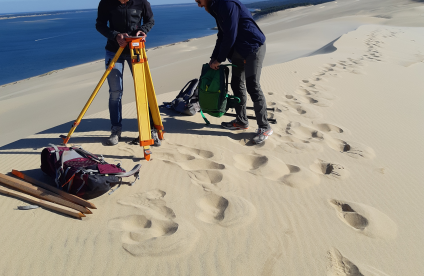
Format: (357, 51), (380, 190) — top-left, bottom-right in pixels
(118, 0), (129, 4)
(195, 0), (212, 13)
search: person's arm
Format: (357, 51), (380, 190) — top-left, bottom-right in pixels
(133, 0), (155, 36)
(215, 1), (239, 63)
(95, 0), (119, 40)
(211, 19), (223, 61)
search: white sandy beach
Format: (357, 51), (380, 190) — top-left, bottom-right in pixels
(0, 0), (423, 275)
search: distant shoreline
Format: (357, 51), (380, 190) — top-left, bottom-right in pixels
(0, 37), (204, 88)
(0, 2), (312, 88)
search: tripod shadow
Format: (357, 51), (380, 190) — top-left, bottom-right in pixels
(0, 108), (255, 154)
(0, 118), (123, 153)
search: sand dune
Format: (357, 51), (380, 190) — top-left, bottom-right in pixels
(0, 0), (423, 275)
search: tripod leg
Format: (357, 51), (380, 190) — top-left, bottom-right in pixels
(61, 47), (125, 144)
(142, 47), (164, 140)
(131, 48), (153, 160)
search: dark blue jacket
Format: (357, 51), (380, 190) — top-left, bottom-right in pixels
(96, 0), (154, 55)
(210, 0), (265, 63)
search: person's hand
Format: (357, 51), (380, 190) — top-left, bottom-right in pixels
(210, 60), (220, 70)
(116, 33), (129, 47)
(136, 30), (146, 39)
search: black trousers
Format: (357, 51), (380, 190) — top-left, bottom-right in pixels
(230, 43), (269, 129)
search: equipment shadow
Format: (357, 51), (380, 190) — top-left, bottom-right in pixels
(0, 110), (254, 153)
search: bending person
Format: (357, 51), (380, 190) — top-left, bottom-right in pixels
(96, 0), (160, 146)
(196, 0), (272, 144)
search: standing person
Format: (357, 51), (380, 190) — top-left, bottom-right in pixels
(96, 0), (158, 146)
(196, 0), (272, 144)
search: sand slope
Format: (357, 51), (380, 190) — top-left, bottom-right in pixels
(0, 0), (423, 275)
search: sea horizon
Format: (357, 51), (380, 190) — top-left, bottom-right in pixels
(0, 3), (218, 86)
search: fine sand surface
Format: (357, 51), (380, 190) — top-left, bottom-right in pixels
(1, 0), (424, 275)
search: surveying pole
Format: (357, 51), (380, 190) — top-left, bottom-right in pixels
(60, 37), (164, 161)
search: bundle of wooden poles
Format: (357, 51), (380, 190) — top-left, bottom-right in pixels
(0, 170), (96, 219)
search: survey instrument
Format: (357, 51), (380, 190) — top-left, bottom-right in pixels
(60, 37), (164, 161)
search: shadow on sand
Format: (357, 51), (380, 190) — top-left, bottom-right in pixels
(0, 107), (255, 154)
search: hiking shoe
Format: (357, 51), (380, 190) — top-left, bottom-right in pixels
(252, 127), (273, 144)
(151, 129), (161, 147)
(106, 126), (122, 146)
(221, 119), (248, 130)
(129, 129), (162, 146)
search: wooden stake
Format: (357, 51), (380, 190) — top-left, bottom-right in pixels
(11, 170), (96, 209)
(0, 173), (91, 214)
(0, 185), (85, 219)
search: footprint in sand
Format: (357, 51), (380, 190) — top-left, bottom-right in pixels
(309, 76), (327, 82)
(298, 95), (333, 107)
(176, 159), (225, 171)
(187, 170), (224, 190)
(312, 122), (344, 133)
(329, 199), (397, 239)
(310, 159), (349, 180)
(195, 192), (256, 227)
(155, 144), (224, 170)
(233, 153), (320, 188)
(187, 170), (224, 185)
(176, 145), (215, 159)
(295, 88), (336, 101)
(276, 135), (323, 153)
(285, 94), (298, 100)
(281, 164), (321, 188)
(108, 189), (199, 256)
(327, 248), (364, 276)
(313, 71), (330, 77)
(283, 101), (322, 119)
(327, 247), (390, 276)
(286, 122), (325, 142)
(155, 144), (215, 161)
(325, 137), (375, 159)
(154, 151), (195, 162)
(301, 79), (316, 87)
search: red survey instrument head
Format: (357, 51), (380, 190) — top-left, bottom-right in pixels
(125, 36), (146, 49)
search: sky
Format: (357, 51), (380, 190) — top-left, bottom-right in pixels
(0, 0), (196, 14)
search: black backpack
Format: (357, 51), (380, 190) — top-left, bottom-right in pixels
(163, 79), (200, 116)
(41, 145), (141, 199)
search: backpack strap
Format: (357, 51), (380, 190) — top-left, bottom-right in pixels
(48, 143), (65, 187)
(200, 109), (211, 125)
(220, 64), (236, 94)
(48, 143), (61, 163)
(72, 146), (105, 164)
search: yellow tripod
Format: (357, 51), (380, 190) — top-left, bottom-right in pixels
(61, 37), (164, 161)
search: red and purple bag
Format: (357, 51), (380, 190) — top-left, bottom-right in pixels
(41, 144), (140, 199)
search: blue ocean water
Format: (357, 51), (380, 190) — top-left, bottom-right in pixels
(0, 4), (217, 85)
